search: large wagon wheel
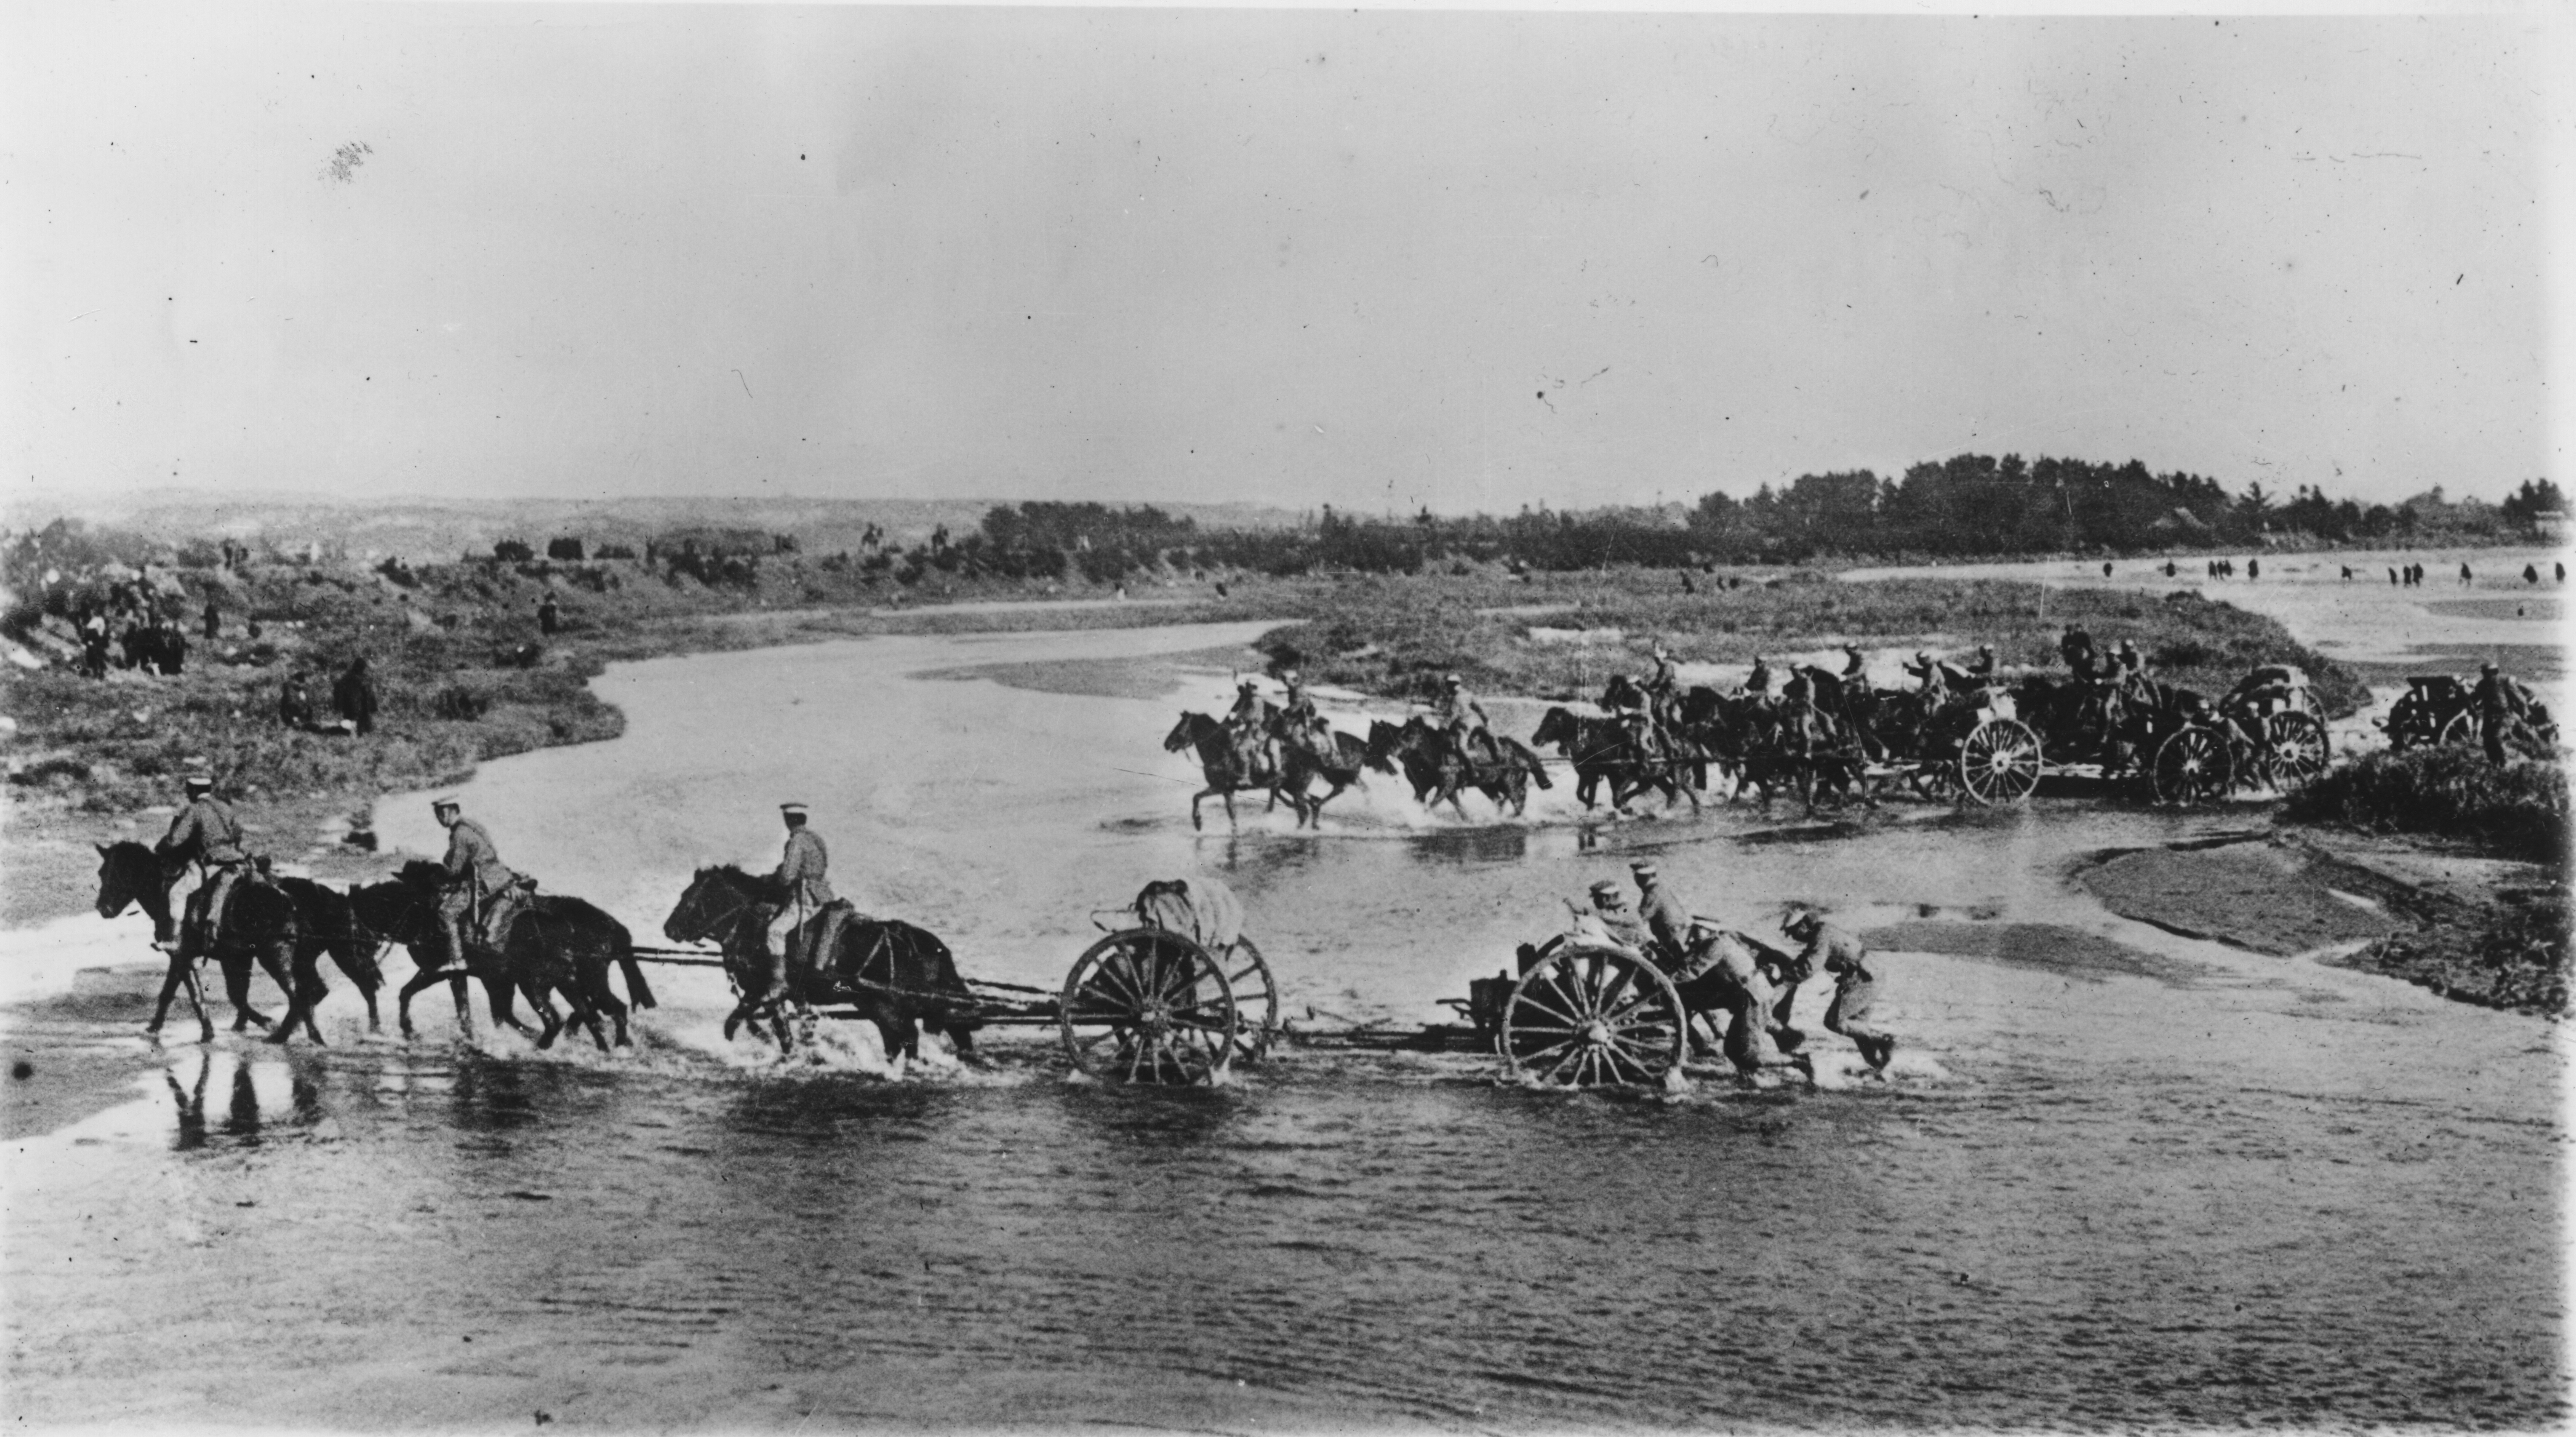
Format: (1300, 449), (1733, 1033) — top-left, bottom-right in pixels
(2262, 711), (2329, 786)
(1958, 717), (2042, 805)
(2437, 710), (2474, 748)
(2385, 696), (2436, 751)
(2151, 726), (2233, 806)
(1500, 945), (1688, 1089)
(1060, 930), (1239, 1085)
(1217, 935), (1279, 1068)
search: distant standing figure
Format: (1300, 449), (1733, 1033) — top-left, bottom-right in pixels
(278, 672), (314, 730)
(334, 656), (379, 737)
(537, 592), (560, 636)
(1680, 571), (1696, 595)
(2164, 561), (2177, 579)
(2460, 563), (2474, 586)
(2246, 558), (2259, 580)
(2388, 568), (2399, 586)
(2339, 566), (2351, 582)
(2558, 562), (2567, 583)
(2101, 561), (2113, 579)
(2522, 563), (2539, 586)
(202, 600), (220, 640)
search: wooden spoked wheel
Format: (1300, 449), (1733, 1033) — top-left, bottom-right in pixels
(2386, 696), (2439, 751)
(1501, 945), (1688, 1088)
(2437, 710), (2474, 748)
(2152, 726), (2233, 806)
(1958, 717), (2042, 805)
(1060, 930), (1238, 1085)
(1217, 936), (1279, 1068)
(2263, 711), (2329, 786)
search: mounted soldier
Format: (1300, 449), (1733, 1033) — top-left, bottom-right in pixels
(432, 796), (532, 963)
(1902, 650), (1948, 705)
(1743, 655), (1774, 699)
(157, 771), (250, 960)
(1431, 673), (1498, 769)
(1277, 670), (1330, 758)
(763, 802), (836, 999)
(1641, 640), (1681, 726)
(1962, 644), (1997, 685)
(2114, 639), (2154, 706)
(1225, 679), (1279, 781)
(1839, 644), (1867, 680)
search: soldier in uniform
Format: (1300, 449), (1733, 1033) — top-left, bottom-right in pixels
(2059, 625), (2101, 682)
(1902, 650), (1948, 704)
(1225, 679), (1277, 780)
(1641, 640), (1681, 727)
(1629, 859), (1695, 973)
(764, 802), (836, 1000)
(335, 656), (379, 736)
(2114, 639), (2154, 706)
(1743, 655), (1774, 698)
(537, 592), (561, 635)
(1785, 905), (1894, 1074)
(278, 671), (314, 730)
(1578, 879), (1652, 955)
(1278, 670), (1328, 757)
(1962, 644), (1998, 684)
(2471, 661), (2526, 765)
(1840, 644), (1867, 680)
(1431, 674), (1496, 768)
(432, 796), (528, 963)
(157, 772), (250, 958)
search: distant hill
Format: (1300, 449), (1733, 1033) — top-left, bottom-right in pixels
(0, 490), (1309, 563)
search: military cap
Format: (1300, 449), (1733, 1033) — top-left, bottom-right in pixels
(182, 771), (215, 793)
(2481, 660), (2500, 673)
(431, 794), (461, 811)
(1588, 878), (1621, 899)
(1629, 859), (1658, 879)
(1443, 673), (1462, 686)
(780, 802), (809, 817)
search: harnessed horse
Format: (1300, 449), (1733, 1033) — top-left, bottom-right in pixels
(662, 866), (982, 1066)
(1364, 716), (1552, 819)
(1163, 711), (1289, 831)
(93, 841), (307, 1043)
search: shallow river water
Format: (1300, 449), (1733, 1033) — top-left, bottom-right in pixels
(4, 619), (2564, 1430)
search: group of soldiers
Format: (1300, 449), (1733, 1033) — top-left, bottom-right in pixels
(276, 656), (381, 735)
(1572, 859), (1895, 1077)
(69, 580), (212, 679)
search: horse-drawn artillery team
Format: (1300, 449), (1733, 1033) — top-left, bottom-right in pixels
(1161, 625), (2494, 822)
(88, 621), (2554, 1091)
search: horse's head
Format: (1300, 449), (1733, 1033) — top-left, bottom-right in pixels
(1532, 707), (1575, 749)
(663, 865), (762, 944)
(93, 841), (166, 923)
(347, 877), (430, 945)
(1163, 711), (1213, 756)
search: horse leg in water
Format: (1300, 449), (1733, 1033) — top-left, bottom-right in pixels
(334, 948), (384, 1033)
(584, 966), (629, 1049)
(215, 951), (274, 1031)
(520, 982), (565, 1050)
(146, 952), (216, 1044)
(265, 943), (329, 1046)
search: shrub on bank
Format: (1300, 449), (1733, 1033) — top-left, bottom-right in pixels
(2281, 748), (2569, 864)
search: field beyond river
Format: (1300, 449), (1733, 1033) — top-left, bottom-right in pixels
(3, 617), (2566, 1430)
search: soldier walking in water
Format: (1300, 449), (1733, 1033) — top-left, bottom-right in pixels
(763, 802), (836, 1000)
(157, 771), (249, 958)
(1786, 906), (1895, 1075)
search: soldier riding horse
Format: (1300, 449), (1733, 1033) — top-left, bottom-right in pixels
(661, 867), (983, 1066)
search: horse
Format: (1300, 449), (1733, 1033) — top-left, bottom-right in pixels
(1163, 711), (1285, 830)
(1267, 720), (1372, 828)
(661, 866), (982, 1067)
(269, 875), (390, 1041)
(350, 868), (518, 1040)
(93, 841), (308, 1043)
(1365, 716), (1551, 819)
(366, 861), (643, 1050)
(1530, 708), (1698, 814)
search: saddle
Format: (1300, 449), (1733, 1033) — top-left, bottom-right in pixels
(796, 899), (877, 995)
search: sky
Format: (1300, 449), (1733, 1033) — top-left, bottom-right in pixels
(3, 4), (2566, 518)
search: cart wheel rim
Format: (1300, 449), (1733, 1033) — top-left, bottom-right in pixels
(1220, 936), (1280, 1067)
(2264, 712), (2328, 783)
(1060, 930), (1238, 1085)
(1959, 718), (2041, 805)
(1499, 947), (1686, 1087)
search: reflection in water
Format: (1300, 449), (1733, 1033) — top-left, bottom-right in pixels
(1406, 825), (1530, 866)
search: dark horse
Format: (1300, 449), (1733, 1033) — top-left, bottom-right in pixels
(662, 866), (983, 1067)
(1365, 717), (1552, 819)
(266, 875), (390, 1042)
(365, 861), (647, 1050)
(1163, 711), (1284, 830)
(1268, 720), (1373, 828)
(1530, 707), (1698, 814)
(350, 867), (519, 1041)
(94, 841), (308, 1043)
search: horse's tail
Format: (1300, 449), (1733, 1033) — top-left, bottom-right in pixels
(612, 921), (655, 1009)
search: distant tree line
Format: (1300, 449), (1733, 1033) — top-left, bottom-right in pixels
(960, 460), (2565, 578)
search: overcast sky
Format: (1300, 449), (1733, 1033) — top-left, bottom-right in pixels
(4, 4), (2564, 517)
